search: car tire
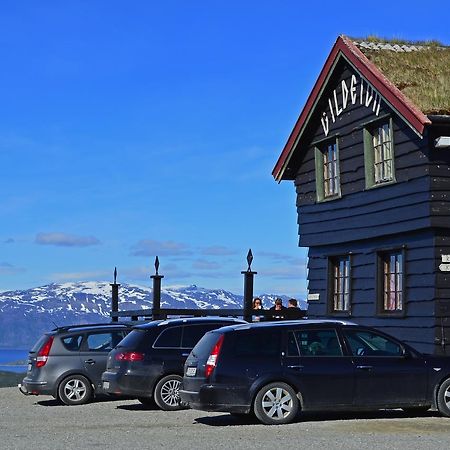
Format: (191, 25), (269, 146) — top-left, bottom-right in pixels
(254, 382), (299, 425)
(437, 378), (450, 417)
(58, 375), (93, 406)
(154, 374), (185, 411)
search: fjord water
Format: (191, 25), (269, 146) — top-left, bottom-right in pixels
(0, 348), (28, 372)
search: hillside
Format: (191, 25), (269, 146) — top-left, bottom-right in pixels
(0, 282), (305, 348)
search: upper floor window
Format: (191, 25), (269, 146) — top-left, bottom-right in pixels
(378, 250), (404, 315)
(364, 119), (395, 188)
(315, 138), (340, 201)
(329, 255), (351, 313)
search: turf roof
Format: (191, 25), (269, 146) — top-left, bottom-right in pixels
(350, 37), (450, 115)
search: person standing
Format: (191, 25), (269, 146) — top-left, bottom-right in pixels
(270, 298), (287, 311)
(252, 297), (263, 310)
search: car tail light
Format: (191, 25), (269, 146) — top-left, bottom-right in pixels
(114, 351), (145, 362)
(205, 334), (224, 378)
(36, 336), (54, 368)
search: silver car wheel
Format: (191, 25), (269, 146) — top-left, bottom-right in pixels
(443, 385), (450, 409)
(58, 375), (93, 405)
(261, 387), (293, 419)
(154, 374), (186, 411)
(64, 378), (87, 401)
(254, 382), (299, 425)
(437, 378), (450, 417)
(160, 378), (181, 407)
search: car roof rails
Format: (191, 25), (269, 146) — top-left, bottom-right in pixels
(51, 322), (131, 332)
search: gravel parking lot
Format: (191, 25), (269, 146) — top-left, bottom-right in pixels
(2, 387), (450, 449)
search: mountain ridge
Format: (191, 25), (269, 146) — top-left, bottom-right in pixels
(0, 282), (306, 348)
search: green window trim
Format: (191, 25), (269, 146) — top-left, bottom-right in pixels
(364, 117), (396, 189)
(315, 137), (341, 202)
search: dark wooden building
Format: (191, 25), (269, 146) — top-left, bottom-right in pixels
(273, 36), (450, 355)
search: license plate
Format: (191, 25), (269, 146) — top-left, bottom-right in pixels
(103, 381), (110, 389)
(27, 364), (32, 372)
(186, 367), (197, 377)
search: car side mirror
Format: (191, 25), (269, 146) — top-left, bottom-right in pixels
(402, 348), (412, 358)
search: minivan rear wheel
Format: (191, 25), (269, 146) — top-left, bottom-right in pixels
(154, 375), (185, 411)
(58, 375), (92, 405)
(254, 382), (299, 425)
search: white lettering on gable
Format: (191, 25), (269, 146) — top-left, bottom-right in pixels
(320, 75), (382, 137)
(350, 75), (357, 104)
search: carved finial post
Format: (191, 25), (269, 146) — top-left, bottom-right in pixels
(110, 267), (120, 322)
(151, 256), (164, 320)
(242, 249), (257, 322)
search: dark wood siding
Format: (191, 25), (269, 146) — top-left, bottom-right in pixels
(430, 123), (450, 228)
(287, 59), (450, 355)
(306, 230), (439, 354)
(292, 61), (430, 247)
(435, 230), (450, 355)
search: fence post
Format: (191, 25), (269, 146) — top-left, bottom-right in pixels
(242, 249), (257, 322)
(110, 267), (120, 322)
(151, 256), (164, 320)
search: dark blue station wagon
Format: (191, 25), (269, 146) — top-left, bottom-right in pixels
(180, 320), (450, 424)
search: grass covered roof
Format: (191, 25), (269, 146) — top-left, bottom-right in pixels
(351, 37), (450, 115)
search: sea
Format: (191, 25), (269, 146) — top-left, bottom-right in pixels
(0, 348), (28, 373)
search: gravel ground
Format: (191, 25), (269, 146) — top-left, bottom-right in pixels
(2, 387), (450, 449)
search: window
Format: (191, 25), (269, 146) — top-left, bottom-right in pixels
(315, 138), (340, 201)
(234, 331), (281, 357)
(342, 329), (403, 357)
(86, 332), (124, 352)
(62, 335), (82, 351)
(181, 324), (219, 349)
(364, 119), (395, 188)
(378, 250), (404, 314)
(293, 329), (343, 356)
(329, 256), (351, 313)
(153, 327), (182, 348)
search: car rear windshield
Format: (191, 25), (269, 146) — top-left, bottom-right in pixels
(115, 329), (147, 349)
(190, 331), (223, 358)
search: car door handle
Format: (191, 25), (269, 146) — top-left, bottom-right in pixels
(181, 353), (190, 357)
(85, 359), (96, 365)
(287, 365), (304, 370)
(356, 365), (373, 371)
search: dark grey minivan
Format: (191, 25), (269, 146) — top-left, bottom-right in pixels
(19, 323), (131, 405)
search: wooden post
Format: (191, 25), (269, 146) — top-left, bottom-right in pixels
(151, 256), (164, 320)
(110, 267), (120, 322)
(242, 249), (257, 322)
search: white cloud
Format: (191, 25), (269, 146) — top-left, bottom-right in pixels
(192, 259), (221, 270)
(50, 270), (109, 282)
(131, 239), (192, 257)
(36, 232), (101, 247)
(0, 262), (25, 275)
(200, 245), (238, 256)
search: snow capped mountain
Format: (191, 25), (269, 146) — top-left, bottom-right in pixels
(0, 282), (305, 348)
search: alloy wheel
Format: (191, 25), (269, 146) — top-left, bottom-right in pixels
(160, 378), (181, 407)
(261, 386), (293, 420)
(63, 378), (87, 402)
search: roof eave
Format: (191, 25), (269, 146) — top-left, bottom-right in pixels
(273, 35), (431, 182)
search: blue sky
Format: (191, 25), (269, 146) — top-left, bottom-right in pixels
(1, 1), (449, 297)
